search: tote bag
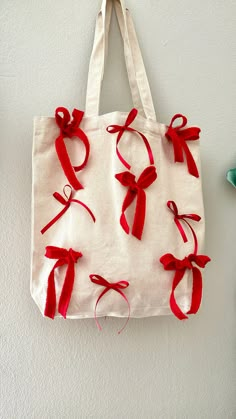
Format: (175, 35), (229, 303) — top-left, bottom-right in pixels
(31, 0), (210, 331)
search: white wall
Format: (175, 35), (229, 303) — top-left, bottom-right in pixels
(1, 1), (235, 418)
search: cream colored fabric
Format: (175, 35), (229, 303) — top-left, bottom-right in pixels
(31, 0), (205, 319)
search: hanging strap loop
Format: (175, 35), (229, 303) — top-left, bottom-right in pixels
(85, 0), (156, 121)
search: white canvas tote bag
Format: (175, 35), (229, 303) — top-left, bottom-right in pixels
(31, 0), (210, 331)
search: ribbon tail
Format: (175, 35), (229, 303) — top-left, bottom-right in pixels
(120, 191), (136, 235)
(44, 267), (57, 319)
(72, 199), (96, 223)
(187, 267), (203, 315)
(41, 205), (69, 235)
(115, 289), (131, 334)
(168, 131), (184, 162)
(170, 270), (188, 320)
(94, 288), (110, 331)
(116, 133), (131, 170)
(182, 141), (199, 178)
(132, 188), (146, 240)
(138, 131), (155, 165)
(72, 129), (90, 172)
(174, 218), (188, 243)
(58, 261), (75, 319)
(55, 136), (84, 190)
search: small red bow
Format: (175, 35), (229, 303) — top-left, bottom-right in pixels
(165, 114), (201, 178)
(55, 107), (90, 190)
(90, 274), (130, 334)
(44, 246), (83, 319)
(115, 166), (157, 240)
(41, 185), (96, 235)
(167, 201), (201, 254)
(160, 253), (211, 320)
(106, 108), (154, 170)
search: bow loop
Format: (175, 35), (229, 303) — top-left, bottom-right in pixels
(115, 171), (136, 187)
(189, 254), (211, 268)
(165, 114), (201, 177)
(137, 166), (157, 189)
(45, 246), (69, 260)
(68, 248), (83, 263)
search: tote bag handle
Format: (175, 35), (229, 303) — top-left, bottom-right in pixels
(85, 0), (156, 121)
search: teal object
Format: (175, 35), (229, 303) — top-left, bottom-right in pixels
(227, 168), (236, 188)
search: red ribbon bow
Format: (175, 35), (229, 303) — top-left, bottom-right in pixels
(41, 185), (96, 235)
(106, 108), (154, 170)
(55, 107), (90, 190)
(160, 253), (211, 320)
(89, 274), (130, 334)
(167, 201), (201, 254)
(115, 166), (157, 240)
(44, 246), (83, 319)
(165, 114), (201, 178)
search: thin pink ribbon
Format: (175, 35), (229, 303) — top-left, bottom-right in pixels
(41, 185), (96, 234)
(106, 108), (154, 170)
(167, 201), (201, 255)
(89, 274), (130, 334)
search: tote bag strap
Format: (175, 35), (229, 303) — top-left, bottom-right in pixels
(85, 0), (156, 121)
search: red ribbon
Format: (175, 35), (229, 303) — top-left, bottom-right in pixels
(89, 274), (130, 334)
(106, 108), (155, 170)
(44, 246), (82, 319)
(165, 114), (201, 178)
(55, 107), (90, 190)
(115, 166), (157, 240)
(167, 201), (201, 254)
(160, 253), (211, 320)
(41, 185), (96, 234)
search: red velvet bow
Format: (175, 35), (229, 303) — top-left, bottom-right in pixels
(41, 185), (96, 235)
(89, 274), (130, 334)
(167, 201), (201, 254)
(44, 246), (82, 319)
(165, 114), (201, 178)
(115, 166), (157, 240)
(160, 253), (211, 320)
(55, 107), (90, 190)
(106, 108), (154, 170)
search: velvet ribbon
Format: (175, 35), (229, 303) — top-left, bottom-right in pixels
(165, 114), (201, 178)
(90, 274), (130, 334)
(41, 185), (96, 235)
(44, 246), (82, 319)
(106, 108), (154, 170)
(115, 166), (157, 240)
(160, 253), (211, 320)
(167, 201), (201, 254)
(55, 107), (90, 190)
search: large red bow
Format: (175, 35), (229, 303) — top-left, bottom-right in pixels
(44, 246), (82, 319)
(160, 253), (211, 320)
(55, 107), (90, 190)
(115, 166), (157, 240)
(167, 200), (201, 254)
(41, 185), (96, 234)
(165, 114), (201, 178)
(106, 108), (154, 170)
(89, 274), (130, 334)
